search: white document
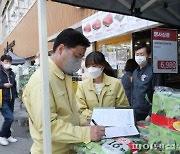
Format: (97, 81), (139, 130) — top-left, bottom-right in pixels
(90, 108), (135, 126)
(104, 126), (139, 139)
(90, 108), (139, 138)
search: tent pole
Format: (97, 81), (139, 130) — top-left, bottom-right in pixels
(141, 0), (157, 12)
(117, 0), (131, 9)
(37, 0), (52, 154)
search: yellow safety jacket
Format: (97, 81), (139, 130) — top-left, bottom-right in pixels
(22, 58), (90, 154)
(76, 73), (129, 121)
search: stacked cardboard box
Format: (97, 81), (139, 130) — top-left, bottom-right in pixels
(75, 121), (150, 154)
(149, 86), (180, 154)
(75, 139), (132, 154)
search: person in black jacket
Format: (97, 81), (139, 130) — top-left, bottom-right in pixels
(121, 59), (138, 104)
(0, 55), (17, 146)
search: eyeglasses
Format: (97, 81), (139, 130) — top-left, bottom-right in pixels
(67, 48), (84, 59)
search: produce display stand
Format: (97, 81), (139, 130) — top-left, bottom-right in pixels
(75, 121), (150, 154)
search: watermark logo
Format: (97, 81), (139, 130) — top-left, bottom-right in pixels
(131, 143), (180, 152)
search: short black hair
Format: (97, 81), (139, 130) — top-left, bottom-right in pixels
(124, 59), (138, 72)
(134, 42), (151, 55)
(53, 28), (90, 52)
(1, 55), (12, 62)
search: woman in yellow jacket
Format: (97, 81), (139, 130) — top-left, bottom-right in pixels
(76, 51), (129, 121)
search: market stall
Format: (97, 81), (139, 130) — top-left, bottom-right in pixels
(74, 87), (180, 154)
(16, 65), (38, 99)
(37, 1), (180, 153)
(75, 121), (149, 154)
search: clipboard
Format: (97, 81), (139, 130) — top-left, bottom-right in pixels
(115, 107), (137, 124)
(114, 107), (140, 138)
(90, 107), (140, 138)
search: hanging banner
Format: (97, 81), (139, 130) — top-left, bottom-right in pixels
(152, 28), (178, 73)
(82, 11), (159, 42)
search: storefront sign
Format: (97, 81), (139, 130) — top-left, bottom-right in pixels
(82, 11), (159, 42)
(152, 28), (178, 73)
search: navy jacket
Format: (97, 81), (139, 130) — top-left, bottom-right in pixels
(121, 71), (133, 104)
(0, 65), (17, 102)
(132, 63), (154, 115)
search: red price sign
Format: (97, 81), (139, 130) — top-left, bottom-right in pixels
(158, 61), (176, 69)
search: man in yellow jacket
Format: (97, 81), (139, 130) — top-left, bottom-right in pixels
(22, 28), (105, 154)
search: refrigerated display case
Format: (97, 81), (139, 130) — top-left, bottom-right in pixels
(99, 43), (131, 78)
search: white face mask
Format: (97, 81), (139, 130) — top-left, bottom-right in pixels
(87, 67), (103, 79)
(34, 58), (40, 66)
(135, 56), (147, 66)
(2, 63), (11, 70)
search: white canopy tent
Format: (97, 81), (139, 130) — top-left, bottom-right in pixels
(37, 1), (51, 153)
(51, 0), (180, 26)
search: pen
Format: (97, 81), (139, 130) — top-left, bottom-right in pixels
(92, 119), (106, 137)
(91, 119), (98, 125)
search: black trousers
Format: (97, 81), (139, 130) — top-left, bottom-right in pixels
(135, 112), (148, 122)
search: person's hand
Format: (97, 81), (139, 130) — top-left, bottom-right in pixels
(4, 83), (13, 88)
(145, 115), (151, 122)
(90, 126), (105, 141)
(82, 121), (90, 126)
